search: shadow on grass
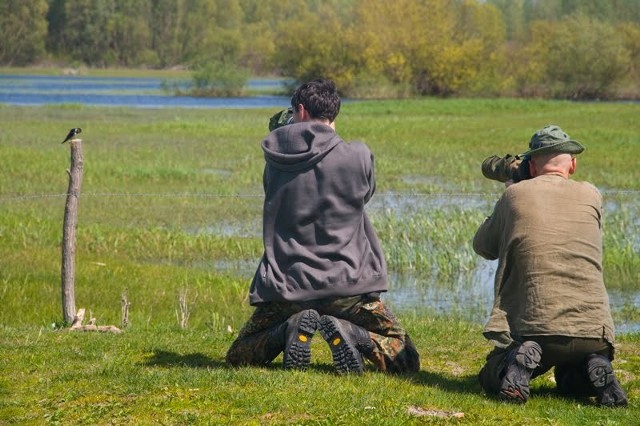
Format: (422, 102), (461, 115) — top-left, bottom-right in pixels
(528, 384), (608, 407)
(307, 363), (345, 374)
(407, 370), (483, 395)
(142, 349), (332, 372)
(404, 376), (605, 406)
(406, 372), (583, 401)
(143, 349), (227, 369)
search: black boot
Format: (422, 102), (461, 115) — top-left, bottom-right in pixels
(318, 315), (374, 374)
(260, 322), (288, 365)
(283, 309), (320, 370)
(585, 354), (628, 407)
(499, 341), (542, 403)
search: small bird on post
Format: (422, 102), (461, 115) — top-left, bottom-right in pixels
(62, 128), (82, 144)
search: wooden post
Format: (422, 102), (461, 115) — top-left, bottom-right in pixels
(61, 138), (83, 324)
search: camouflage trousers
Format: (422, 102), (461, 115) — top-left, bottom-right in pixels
(225, 293), (420, 373)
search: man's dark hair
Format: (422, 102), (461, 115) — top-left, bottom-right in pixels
(290, 78), (341, 123)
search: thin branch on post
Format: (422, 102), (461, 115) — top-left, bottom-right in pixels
(61, 138), (83, 325)
(121, 290), (131, 329)
(70, 308), (122, 334)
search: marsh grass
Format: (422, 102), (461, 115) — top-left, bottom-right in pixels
(603, 195), (640, 289)
(1, 99), (639, 423)
(374, 206), (483, 276)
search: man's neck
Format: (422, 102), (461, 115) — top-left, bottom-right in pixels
(540, 169), (569, 179)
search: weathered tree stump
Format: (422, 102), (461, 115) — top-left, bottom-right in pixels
(61, 138), (83, 324)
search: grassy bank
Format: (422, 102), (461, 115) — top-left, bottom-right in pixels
(2, 319), (639, 425)
(0, 66), (192, 79)
(1, 99), (639, 423)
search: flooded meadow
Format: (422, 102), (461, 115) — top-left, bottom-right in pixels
(1, 82), (638, 334)
(194, 189), (640, 333)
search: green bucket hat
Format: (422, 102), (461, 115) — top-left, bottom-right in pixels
(521, 125), (585, 157)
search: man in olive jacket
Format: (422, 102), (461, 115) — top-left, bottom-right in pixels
(226, 79), (419, 375)
(473, 125), (627, 407)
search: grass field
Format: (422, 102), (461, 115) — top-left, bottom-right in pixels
(1, 98), (639, 424)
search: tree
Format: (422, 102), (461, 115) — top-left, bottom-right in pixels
(180, 0), (244, 65)
(347, 0), (505, 97)
(517, 15), (631, 99)
(618, 22), (640, 84)
(272, 3), (357, 90)
(488, 0), (527, 41)
(150, 0), (183, 67)
(112, 0), (156, 67)
(348, 0), (423, 94)
(547, 15), (631, 99)
(61, 0), (118, 66)
(46, 0), (66, 57)
(0, 0), (48, 65)
(237, 0), (282, 73)
(450, 0), (507, 95)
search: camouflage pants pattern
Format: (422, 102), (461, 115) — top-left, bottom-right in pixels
(225, 293), (420, 373)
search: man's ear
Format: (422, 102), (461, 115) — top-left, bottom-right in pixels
(529, 158), (537, 178)
(569, 157), (577, 175)
(296, 104), (310, 122)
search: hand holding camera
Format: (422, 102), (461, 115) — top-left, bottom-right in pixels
(268, 107), (294, 131)
(481, 154), (531, 183)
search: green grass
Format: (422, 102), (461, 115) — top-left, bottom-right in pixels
(2, 320), (639, 425)
(0, 66), (193, 79)
(1, 99), (639, 424)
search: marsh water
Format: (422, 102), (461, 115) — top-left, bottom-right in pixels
(0, 74), (289, 108)
(385, 191), (640, 333)
(3, 74), (638, 332)
(204, 192), (639, 333)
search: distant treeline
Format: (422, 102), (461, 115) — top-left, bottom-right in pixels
(1, 0), (639, 99)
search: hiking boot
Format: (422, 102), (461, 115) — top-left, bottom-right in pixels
(499, 341), (542, 403)
(318, 315), (374, 374)
(283, 309), (320, 370)
(585, 354), (628, 407)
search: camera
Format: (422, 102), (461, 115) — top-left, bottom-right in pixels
(268, 107), (294, 131)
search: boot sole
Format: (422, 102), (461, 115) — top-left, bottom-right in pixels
(499, 341), (542, 404)
(318, 316), (365, 374)
(283, 310), (319, 370)
(587, 355), (628, 407)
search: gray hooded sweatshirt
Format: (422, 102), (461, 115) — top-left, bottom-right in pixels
(249, 121), (388, 305)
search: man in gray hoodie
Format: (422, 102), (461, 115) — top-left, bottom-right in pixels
(225, 79), (420, 374)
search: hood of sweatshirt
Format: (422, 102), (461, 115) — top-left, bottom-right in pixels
(261, 122), (341, 172)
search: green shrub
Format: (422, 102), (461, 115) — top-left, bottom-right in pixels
(190, 60), (249, 97)
(517, 15), (631, 99)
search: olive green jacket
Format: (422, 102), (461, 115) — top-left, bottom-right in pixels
(473, 175), (615, 347)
